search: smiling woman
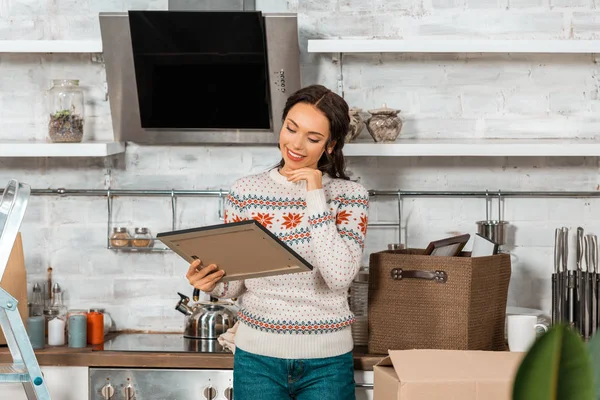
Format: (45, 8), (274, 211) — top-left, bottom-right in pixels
(276, 85), (351, 181)
(185, 84), (370, 400)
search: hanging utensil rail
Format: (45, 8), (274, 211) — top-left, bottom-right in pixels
(29, 188), (600, 251)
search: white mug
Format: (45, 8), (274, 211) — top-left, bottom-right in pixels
(507, 315), (548, 352)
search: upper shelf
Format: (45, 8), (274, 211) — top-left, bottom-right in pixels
(307, 39), (600, 54)
(0, 141), (125, 157)
(1, 139), (596, 157)
(0, 40), (103, 53)
(342, 139), (600, 157)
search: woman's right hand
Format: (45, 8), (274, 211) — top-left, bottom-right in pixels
(186, 259), (226, 293)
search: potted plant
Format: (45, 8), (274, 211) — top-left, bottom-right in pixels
(512, 324), (600, 399)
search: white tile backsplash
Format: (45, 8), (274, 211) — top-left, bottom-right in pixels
(1, 0), (600, 331)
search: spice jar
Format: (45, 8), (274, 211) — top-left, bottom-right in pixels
(47, 79), (85, 143)
(132, 227), (153, 248)
(110, 227), (131, 248)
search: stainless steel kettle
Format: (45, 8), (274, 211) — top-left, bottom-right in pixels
(175, 292), (238, 339)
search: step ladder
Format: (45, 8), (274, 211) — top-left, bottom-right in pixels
(0, 179), (51, 399)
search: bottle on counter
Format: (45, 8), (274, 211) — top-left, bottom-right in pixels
(31, 283), (44, 317)
(50, 283), (67, 317)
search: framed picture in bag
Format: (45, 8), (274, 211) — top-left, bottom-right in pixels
(423, 234), (470, 257)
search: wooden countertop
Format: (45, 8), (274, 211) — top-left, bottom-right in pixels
(0, 334), (385, 370)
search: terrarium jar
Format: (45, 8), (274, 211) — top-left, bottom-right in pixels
(47, 79), (85, 143)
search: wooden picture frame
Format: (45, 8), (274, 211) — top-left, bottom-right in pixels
(157, 220), (313, 282)
(423, 234), (471, 257)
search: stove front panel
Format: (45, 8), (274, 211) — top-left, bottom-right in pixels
(89, 368), (234, 400)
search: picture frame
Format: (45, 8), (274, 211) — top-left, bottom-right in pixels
(423, 234), (471, 257)
(157, 220), (313, 282)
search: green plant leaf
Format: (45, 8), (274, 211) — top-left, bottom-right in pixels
(513, 324), (595, 400)
(589, 332), (600, 400)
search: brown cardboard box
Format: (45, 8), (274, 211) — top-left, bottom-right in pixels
(374, 349), (525, 400)
(0, 233), (28, 344)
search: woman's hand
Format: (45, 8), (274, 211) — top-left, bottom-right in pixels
(283, 168), (323, 191)
(186, 259), (225, 292)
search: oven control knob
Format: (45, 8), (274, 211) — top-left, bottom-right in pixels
(124, 384), (136, 399)
(224, 386), (233, 400)
(100, 383), (115, 399)
(203, 386), (217, 400)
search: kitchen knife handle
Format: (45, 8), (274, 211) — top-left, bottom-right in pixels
(555, 228), (562, 273)
(561, 227), (569, 272)
(552, 273), (558, 325)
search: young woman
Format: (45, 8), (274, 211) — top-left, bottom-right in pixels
(186, 84), (370, 400)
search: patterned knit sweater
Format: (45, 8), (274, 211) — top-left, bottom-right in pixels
(210, 168), (369, 359)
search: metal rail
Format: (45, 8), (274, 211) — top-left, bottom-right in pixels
(28, 187), (600, 251)
(30, 188), (600, 198)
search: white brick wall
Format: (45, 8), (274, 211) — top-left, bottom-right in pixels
(1, 0), (599, 331)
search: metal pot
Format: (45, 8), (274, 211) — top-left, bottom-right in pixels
(175, 292), (238, 339)
(476, 191), (508, 245)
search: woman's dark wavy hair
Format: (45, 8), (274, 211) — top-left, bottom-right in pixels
(275, 84), (350, 180)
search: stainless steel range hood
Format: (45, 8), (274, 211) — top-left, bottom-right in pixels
(99, 7), (300, 145)
(168, 0), (256, 11)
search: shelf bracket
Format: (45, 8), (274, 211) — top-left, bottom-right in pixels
(218, 190), (224, 221)
(170, 190), (177, 231)
(397, 192), (403, 247)
(106, 189), (112, 249)
(331, 52), (345, 98)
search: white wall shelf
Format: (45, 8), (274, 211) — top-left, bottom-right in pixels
(0, 40), (102, 53)
(343, 139), (600, 157)
(307, 39), (600, 54)
(0, 141), (125, 157)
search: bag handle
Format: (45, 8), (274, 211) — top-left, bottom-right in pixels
(390, 268), (448, 283)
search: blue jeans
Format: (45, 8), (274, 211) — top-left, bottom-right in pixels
(233, 347), (356, 400)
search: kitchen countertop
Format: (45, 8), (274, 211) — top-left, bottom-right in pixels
(0, 332), (385, 371)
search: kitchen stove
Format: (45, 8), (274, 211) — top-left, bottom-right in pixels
(89, 367), (234, 400)
(90, 333), (234, 399)
(100, 332), (232, 353)
(90, 333), (373, 400)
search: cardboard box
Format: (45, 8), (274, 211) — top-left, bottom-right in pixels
(374, 350), (525, 400)
(0, 233), (28, 344)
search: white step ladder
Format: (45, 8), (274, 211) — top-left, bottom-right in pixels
(0, 179), (51, 399)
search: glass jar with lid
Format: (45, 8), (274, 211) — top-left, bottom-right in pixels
(110, 227), (131, 248)
(89, 307), (113, 336)
(47, 79), (85, 143)
(132, 227), (153, 248)
(43, 308), (60, 339)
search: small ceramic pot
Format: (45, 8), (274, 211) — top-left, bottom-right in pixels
(366, 104), (403, 143)
(345, 107), (364, 143)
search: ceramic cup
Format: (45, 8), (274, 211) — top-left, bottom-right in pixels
(507, 315), (548, 352)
